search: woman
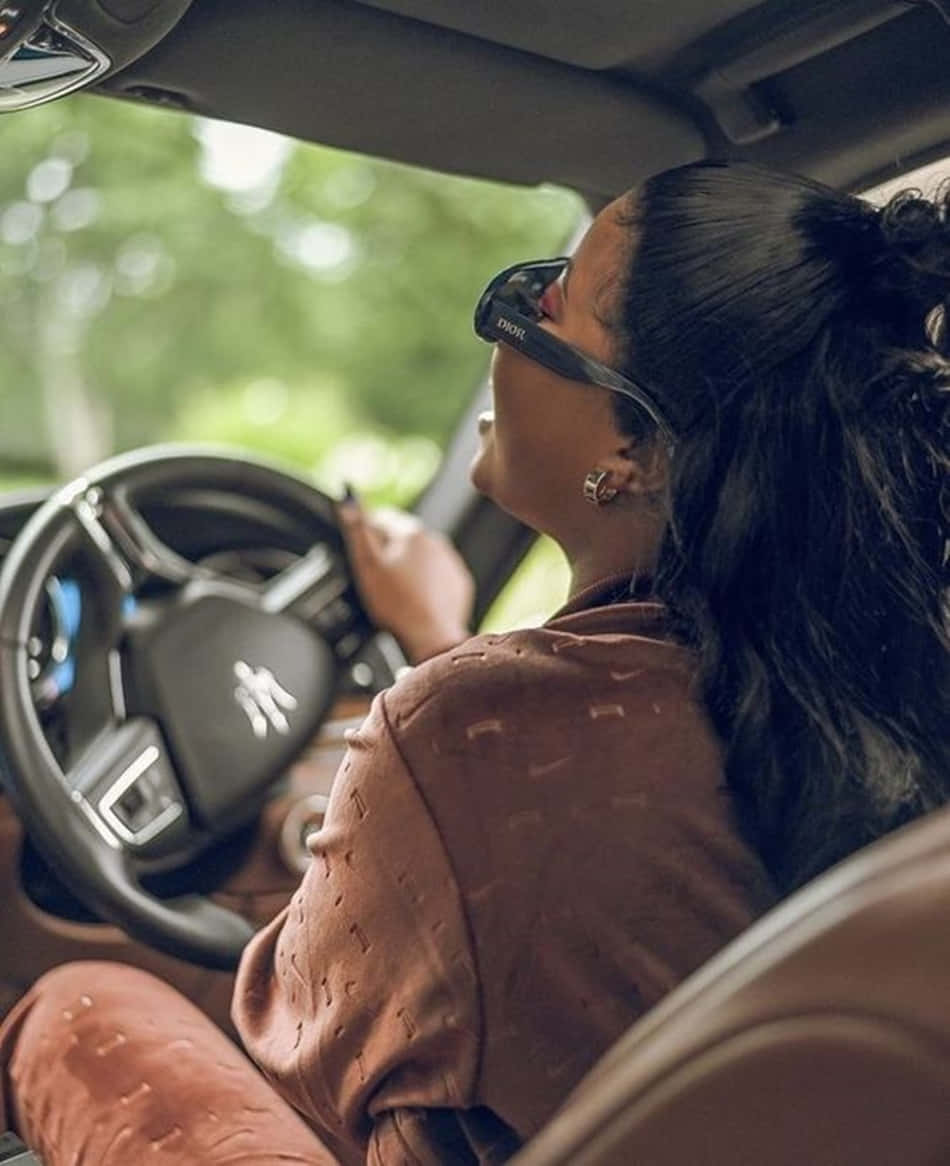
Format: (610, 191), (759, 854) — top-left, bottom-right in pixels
(1, 161), (946, 1164)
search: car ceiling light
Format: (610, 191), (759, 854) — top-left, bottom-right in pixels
(0, 3), (109, 113)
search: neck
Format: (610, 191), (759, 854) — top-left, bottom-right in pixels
(562, 508), (665, 602)
(567, 548), (651, 601)
(564, 527), (662, 606)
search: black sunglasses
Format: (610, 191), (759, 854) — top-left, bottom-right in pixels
(474, 258), (675, 447)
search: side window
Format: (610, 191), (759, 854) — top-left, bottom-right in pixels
(479, 535), (570, 632)
(0, 103), (585, 498)
(863, 156), (949, 203)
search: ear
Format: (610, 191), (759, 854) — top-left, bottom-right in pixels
(597, 438), (668, 499)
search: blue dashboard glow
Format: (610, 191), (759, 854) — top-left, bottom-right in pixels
(42, 577), (81, 699)
(38, 580), (137, 703)
(58, 578), (82, 638)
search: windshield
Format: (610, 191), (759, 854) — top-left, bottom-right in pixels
(0, 99), (584, 502)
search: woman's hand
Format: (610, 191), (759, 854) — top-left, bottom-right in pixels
(339, 497), (474, 664)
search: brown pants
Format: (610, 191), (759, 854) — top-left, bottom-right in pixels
(0, 962), (333, 1165)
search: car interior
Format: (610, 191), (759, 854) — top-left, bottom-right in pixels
(0, 0), (949, 1162)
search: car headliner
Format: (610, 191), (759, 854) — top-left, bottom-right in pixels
(94, 0), (950, 199)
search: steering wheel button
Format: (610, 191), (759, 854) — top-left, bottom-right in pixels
(116, 781), (147, 829)
(96, 735), (187, 850)
(336, 631), (362, 659)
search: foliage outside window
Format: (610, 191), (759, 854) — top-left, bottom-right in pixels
(0, 99), (583, 503)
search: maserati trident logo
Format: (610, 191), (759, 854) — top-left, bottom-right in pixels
(233, 660), (298, 739)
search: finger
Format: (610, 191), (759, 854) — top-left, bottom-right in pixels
(370, 508), (423, 538)
(340, 506), (387, 563)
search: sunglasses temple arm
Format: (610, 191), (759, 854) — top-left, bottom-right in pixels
(515, 326), (676, 447)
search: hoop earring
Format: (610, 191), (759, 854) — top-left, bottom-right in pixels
(583, 468), (618, 506)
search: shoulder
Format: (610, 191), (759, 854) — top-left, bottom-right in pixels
(380, 624), (701, 765)
(383, 630), (540, 731)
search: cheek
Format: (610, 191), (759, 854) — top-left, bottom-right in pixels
(492, 346), (565, 421)
(491, 349), (554, 458)
(486, 349), (594, 512)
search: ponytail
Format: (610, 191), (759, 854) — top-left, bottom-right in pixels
(611, 162), (949, 891)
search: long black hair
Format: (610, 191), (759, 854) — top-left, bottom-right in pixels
(611, 161), (949, 893)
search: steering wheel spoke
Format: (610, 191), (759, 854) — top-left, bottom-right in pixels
(71, 482), (196, 595)
(66, 718), (191, 859)
(261, 542), (368, 656)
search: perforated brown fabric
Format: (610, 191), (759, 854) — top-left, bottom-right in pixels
(235, 580), (774, 1156)
(0, 961), (334, 1164)
(235, 692), (482, 1164)
(388, 620), (775, 1139)
(0, 580), (775, 1164)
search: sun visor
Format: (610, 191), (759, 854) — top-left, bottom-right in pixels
(99, 0), (706, 198)
(347, 0), (763, 72)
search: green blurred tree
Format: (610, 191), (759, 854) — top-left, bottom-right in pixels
(0, 96), (582, 495)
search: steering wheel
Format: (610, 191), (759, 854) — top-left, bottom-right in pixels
(0, 446), (394, 969)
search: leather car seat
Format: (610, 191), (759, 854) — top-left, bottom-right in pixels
(515, 802), (950, 1166)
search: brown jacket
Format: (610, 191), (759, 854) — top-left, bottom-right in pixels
(233, 578), (776, 1163)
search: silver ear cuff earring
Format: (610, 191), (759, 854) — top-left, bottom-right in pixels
(583, 468), (618, 505)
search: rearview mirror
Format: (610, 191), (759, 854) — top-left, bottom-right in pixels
(0, 1), (109, 112)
